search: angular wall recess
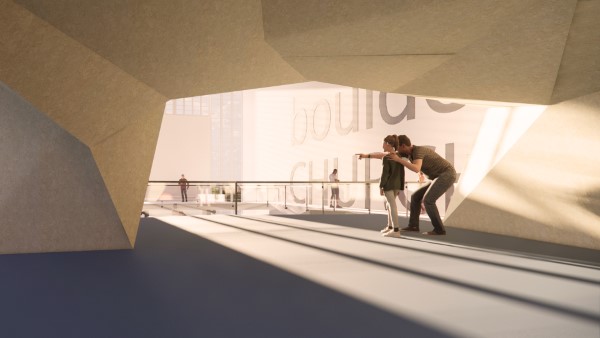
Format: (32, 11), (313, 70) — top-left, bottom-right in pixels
(0, 82), (132, 254)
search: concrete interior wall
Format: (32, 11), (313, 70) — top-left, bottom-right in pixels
(0, 82), (131, 253)
(446, 90), (600, 250)
(0, 0), (167, 249)
(1, 0), (599, 253)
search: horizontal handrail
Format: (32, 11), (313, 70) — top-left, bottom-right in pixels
(145, 180), (436, 217)
(148, 180), (423, 184)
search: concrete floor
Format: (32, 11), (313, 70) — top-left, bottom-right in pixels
(1, 214), (598, 337)
(163, 214), (600, 337)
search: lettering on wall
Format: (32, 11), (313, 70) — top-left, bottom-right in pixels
(289, 157), (359, 206)
(379, 93), (415, 124)
(290, 89), (465, 209)
(292, 93), (359, 145)
(293, 91), (464, 146)
(426, 99), (465, 113)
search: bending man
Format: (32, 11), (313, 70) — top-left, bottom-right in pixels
(358, 135), (456, 235)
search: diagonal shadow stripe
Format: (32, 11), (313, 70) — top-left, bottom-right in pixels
(239, 215), (600, 285)
(191, 215), (600, 324)
(0, 218), (457, 338)
(276, 213), (600, 268)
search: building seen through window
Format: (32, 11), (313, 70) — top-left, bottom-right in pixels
(164, 92), (243, 181)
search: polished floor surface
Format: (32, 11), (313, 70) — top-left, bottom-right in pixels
(1, 214), (599, 337)
(161, 213), (600, 337)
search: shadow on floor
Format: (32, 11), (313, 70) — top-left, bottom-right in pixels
(0, 218), (453, 338)
(276, 214), (600, 267)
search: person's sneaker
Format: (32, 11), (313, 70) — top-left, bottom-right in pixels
(329, 204), (334, 208)
(380, 226), (393, 233)
(384, 229), (401, 237)
(400, 226), (420, 232)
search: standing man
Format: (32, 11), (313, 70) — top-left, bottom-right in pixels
(387, 135), (456, 235)
(178, 174), (189, 202)
(329, 169), (341, 208)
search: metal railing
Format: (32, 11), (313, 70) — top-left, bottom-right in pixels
(145, 180), (444, 217)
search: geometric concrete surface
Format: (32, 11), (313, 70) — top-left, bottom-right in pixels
(446, 90), (600, 250)
(0, 0), (167, 251)
(0, 82), (131, 253)
(12, 0), (306, 99)
(14, 0), (600, 104)
(2, 0), (600, 253)
(551, 0), (600, 103)
(263, 0), (574, 104)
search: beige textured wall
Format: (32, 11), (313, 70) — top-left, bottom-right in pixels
(14, 0), (307, 98)
(262, 0), (580, 104)
(17, 0), (598, 105)
(551, 0), (600, 103)
(0, 0), (304, 253)
(445, 90), (600, 250)
(0, 0), (166, 249)
(0, 82), (132, 253)
(1, 0), (600, 253)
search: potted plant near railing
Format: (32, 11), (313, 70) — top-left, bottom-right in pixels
(211, 186), (225, 202)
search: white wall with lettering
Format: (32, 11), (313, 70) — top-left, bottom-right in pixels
(242, 82), (492, 212)
(149, 82), (544, 213)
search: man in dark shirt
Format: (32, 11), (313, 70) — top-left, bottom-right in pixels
(178, 174), (189, 202)
(387, 135), (456, 235)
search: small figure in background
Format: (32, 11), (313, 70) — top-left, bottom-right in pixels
(329, 169), (342, 208)
(178, 174), (189, 202)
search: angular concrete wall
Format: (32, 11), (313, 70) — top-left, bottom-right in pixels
(551, 0), (600, 103)
(16, 0), (599, 105)
(0, 0), (167, 250)
(446, 90), (600, 250)
(0, 82), (131, 253)
(1, 0), (600, 253)
(14, 0), (306, 98)
(262, 0), (583, 104)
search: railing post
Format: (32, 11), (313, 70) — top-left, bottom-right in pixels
(234, 182), (238, 215)
(405, 184), (409, 217)
(305, 185), (308, 212)
(366, 182), (370, 214)
(365, 159), (371, 214)
(284, 185), (287, 209)
(321, 182), (324, 214)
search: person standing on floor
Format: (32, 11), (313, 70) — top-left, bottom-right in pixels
(378, 135), (405, 237)
(329, 169), (341, 208)
(178, 174), (189, 202)
(357, 135), (405, 237)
